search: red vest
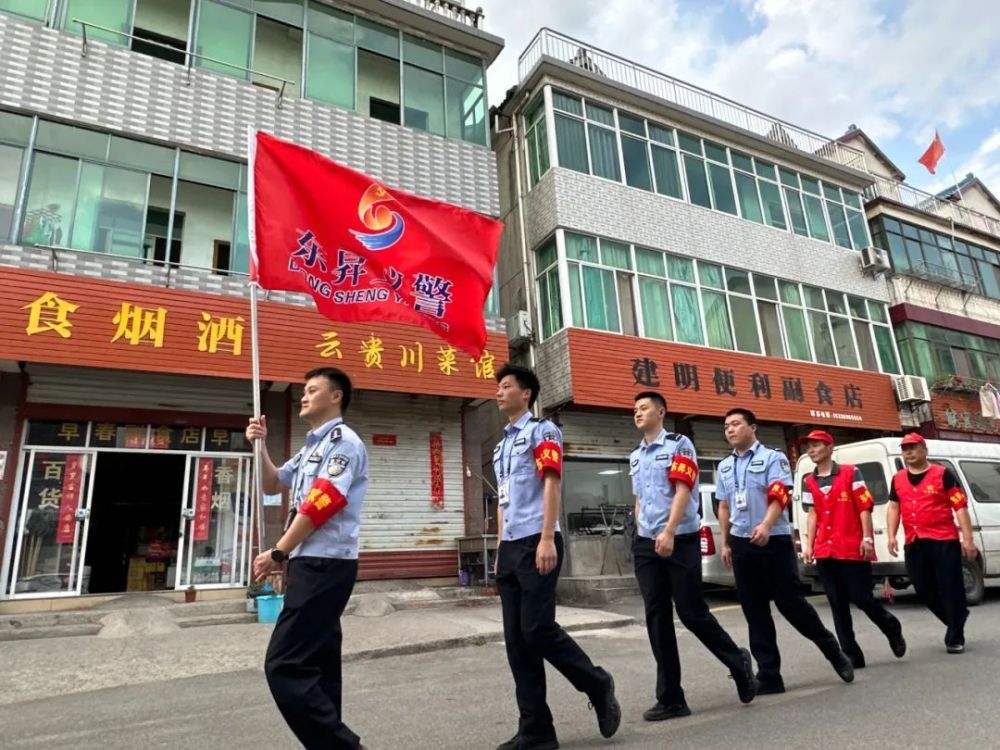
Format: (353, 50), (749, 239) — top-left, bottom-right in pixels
(891, 464), (965, 544)
(806, 464), (872, 561)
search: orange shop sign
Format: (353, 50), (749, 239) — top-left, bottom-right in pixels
(0, 267), (506, 399)
(566, 329), (901, 431)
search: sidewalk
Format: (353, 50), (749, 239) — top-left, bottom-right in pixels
(0, 602), (635, 707)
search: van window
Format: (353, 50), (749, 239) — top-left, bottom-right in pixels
(856, 462), (889, 505)
(958, 461), (1000, 503)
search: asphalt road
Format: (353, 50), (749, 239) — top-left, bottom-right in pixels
(2, 589), (997, 750)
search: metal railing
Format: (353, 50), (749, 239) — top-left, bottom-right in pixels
(517, 28), (869, 172)
(74, 19), (296, 106)
(866, 176), (1000, 239)
(401, 0), (485, 28)
(907, 260), (980, 293)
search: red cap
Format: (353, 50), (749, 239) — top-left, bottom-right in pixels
(900, 432), (926, 447)
(798, 429), (834, 446)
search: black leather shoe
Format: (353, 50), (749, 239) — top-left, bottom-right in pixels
(946, 642), (965, 654)
(755, 681), (786, 696)
(589, 670), (621, 738)
(730, 648), (757, 704)
(642, 703), (692, 721)
(496, 734), (558, 750)
(850, 652), (866, 670)
(889, 632), (907, 658)
(830, 650), (855, 683)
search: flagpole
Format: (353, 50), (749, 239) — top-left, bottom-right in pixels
(246, 127), (266, 555)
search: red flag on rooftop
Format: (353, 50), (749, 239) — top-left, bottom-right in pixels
(249, 131), (502, 358)
(918, 130), (945, 175)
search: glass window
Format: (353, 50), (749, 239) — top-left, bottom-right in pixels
(554, 114), (588, 173)
(307, 2), (352, 43)
(731, 150), (754, 173)
(803, 194), (830, 240)
(725, 268), (751, 295)
(784, 188), (809, 236)
(831, 316), (858, 367)
(639, 276), (671, 340)
(1, 0), (46, 20)
(759, 180), (787, 229)
(779, 168), (799, 187)
(779, 280), (801, 305)
(847, 209), (869, 248)
(173, 179), (235, 270)
(357, 49), (400, 123)
(667, 255), (695, 283)
(730, 296), (760, 353)
(649, 124), (673, 145)
(755, 159), (777, 181)
(0, 111), (33, 145)
(402, 33), (442, 71)
(601, 240), (631, 269)
(36, 121), (108, 160)
(179, 152), (239, 190)
(809, 311), (837, 365)
(800, 176), (821, 195)
(617, 271), (637, 336)
(307, 34), (355, 110)
(21, 153), (79, 247)
(445, 48), (483, 85)
(446, 78), (486, 145)
(758, 301), (783, 357)
(704, 140), (728, 163)
(108, 137), (175, 175)
(565, 232), (598, 262)
(782, 307), (811, 360)
(588, 125), (620, 181)
(582, 265), (619, 332)
(535, 238), (557, 269)
(69, 163), (147, 257)
(754, 275), (777, 300)
(847, 295), (868, 319)
(585, 102), (614, 126)
(698, 262), (724, 289)
(670, 284), (703, 345)
(874, 326), (900, 373)
(683, 156), (711, 208)
(826, 291), (847, 315)
(702, 290), (733, 349)
(621, 135), (652, 190)
(618, 113), (645, 136)
(568, 263), (584, 326)
(253, 16), (303, 98)
(734, 171), (763, 223)
(356, 17), (398, 57)
(635, 246), (664, 276)
(650, 145), (683, 199)
(552, 91), (582, 115)
(958, 461), (1000, 503)
(677, 131), (702, 155)
(868, 301), (888, 324)
(63, 0), (131, 44)
(854, 320), (879, 371)
(256, 0), (303, 26)
(403, 64), (445, 135)
(708, 163), (737, 215)
(0, 143), (24, 242)
(822, 183), (842, 202)
(803, 284), (825, 309)
(195, 0), (252, 78)
(537, 267), (562, 339)
(827, 201), (852, 248)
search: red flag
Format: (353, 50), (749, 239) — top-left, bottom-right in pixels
(249, 131), (502, 357)
(918, 130), (945, 174)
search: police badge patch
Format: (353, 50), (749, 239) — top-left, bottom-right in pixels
(327, 454), (350, 477)
(780, 459), (791, 473)
(542, 432), (558, 442)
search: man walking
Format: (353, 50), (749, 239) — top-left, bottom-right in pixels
(887, 433), (978, 653)
(493, 364), (620, 750)
(800, 429), (906, 668)
(630, 392), (756, 721)
(717, 408), (854, 694)
(247, 367), (367, 750)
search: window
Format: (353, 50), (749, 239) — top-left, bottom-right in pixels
(856, 462), (889, 506)
(357, 22), (401, 124)
(306, 5), (355, 110)
(253, 15), (303, 98)
(958, 461), (1000, 503)
(621, 134), (652, 190)
(195, 0), (252, 78)
(62, 0), (132, 45)
(535, 238), (562, 339)
(523, 96), (550, 187)
(0, 142), (25, 242)
(174, 152), (241, 271)
(0, 0), (49, 21)
(444, 49), (486, 145)
(562, 460), (632, 535)
(131, 0), (190, 65)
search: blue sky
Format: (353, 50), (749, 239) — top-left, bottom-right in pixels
(478, 0), (1000, 198)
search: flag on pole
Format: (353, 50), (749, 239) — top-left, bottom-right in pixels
(249, 131), (503, 358)
(918, 130), (946, 175)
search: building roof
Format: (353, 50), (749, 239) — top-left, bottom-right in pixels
(936, 173), (1000, 214)
(837, 125), (906, 181)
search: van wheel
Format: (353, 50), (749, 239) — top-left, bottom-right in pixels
(963, 558), (985, 606)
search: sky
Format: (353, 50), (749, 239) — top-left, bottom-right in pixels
(475, 0), (1000, 199)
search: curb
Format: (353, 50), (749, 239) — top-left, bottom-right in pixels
(343, 614), (637, 663)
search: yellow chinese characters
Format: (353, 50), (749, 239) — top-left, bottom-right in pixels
(437, 346), (458, 376)
(400, 342), (424, 372)
(472, 349), (495, 379)
(198, 312), (244, 356)
(23, 292), (79, 338)
(112, 302), (167, 347)
(315, 331), (343, 360)
(360, 334), (384, 369)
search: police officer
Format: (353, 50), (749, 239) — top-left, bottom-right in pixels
(887, 433), (978, 654)
(630, 392), (756, 722)
(800, 429), (906, 668)
(247, 367), (368, 750)
(493, 364), (620, 750)
(717, 408), (853, 694)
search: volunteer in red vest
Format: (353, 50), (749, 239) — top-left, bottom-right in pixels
(799, 430), (906, 668)
(887, 433), (979, 654)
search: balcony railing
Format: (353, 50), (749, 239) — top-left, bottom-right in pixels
(905, 260), (980, 293)
(866, 177), (1000, 239)
(401, 0), (485, 28)
(517, 28), (869, 173)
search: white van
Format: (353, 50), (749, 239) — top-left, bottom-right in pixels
(792, 438), (1000, 605)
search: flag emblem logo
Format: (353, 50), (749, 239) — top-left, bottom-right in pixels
(350, 184), (405, 251)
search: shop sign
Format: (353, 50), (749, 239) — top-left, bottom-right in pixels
(2, 268), (505, 400)
(372, 434), (397, 446)
(26, 421), (87, 447)
(55, 455), (84, 544)
(193, 458), (214, 542)
(567, 329), (901, 431)
(429, 432), (445, 510)
(931, 391), (1000, 436)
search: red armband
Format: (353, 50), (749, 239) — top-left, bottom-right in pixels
(766, 481), (791, 509)
(298, 477), (348, 527)
(534, 440), (562, 477)
(668, 454), (698, 489)
(854, 486), (875, 512)
(947, 487), (968, 509)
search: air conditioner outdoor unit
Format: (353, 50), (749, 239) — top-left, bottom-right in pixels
(892, 374), (931, 404)
(506, 310), (533, 346)
(860, 245), (891, 274)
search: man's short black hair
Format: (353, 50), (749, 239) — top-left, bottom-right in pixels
(724, 407), (757, 426)
(496, 363), (541, 409)
(634, 391), (667, 410)
(304, 367), (353, 414)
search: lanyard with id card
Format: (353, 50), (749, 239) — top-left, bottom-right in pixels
(497, 426), (528, 509)
(734, 453), (753, 510)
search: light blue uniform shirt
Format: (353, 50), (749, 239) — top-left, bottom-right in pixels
(492, 411), (562, 542)
(278, 417), (368, 559)
(716, 440), (792, 539)
(630, 429), (701, 538)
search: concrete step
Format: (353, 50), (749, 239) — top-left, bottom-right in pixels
(0, 623), (103, 641)
(177, 613), (258, 629)
(166, 599), (250, 617)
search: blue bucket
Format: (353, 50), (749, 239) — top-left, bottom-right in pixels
(257, 594), (284, 624)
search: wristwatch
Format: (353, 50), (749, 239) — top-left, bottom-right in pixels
(270, 548), (288, 562)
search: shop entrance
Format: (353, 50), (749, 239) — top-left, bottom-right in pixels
(86, 453), (186, 594)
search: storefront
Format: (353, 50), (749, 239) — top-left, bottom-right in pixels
(926, 384), (1000, 444)
(0, 266), (505, 599)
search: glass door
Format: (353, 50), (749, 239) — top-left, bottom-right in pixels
(176, 454), (252, 589)
(7, 450), (96, 597)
